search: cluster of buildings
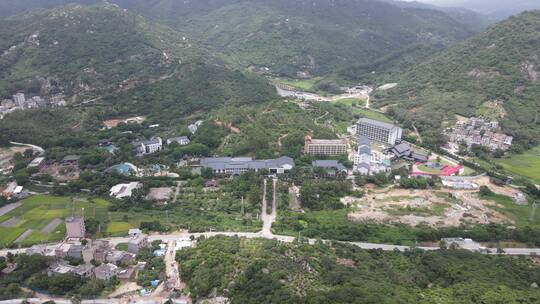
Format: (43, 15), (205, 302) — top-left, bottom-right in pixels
(0, 93), (66, 119)
(446, 117), (513, 152)
(1, 181), (25, 199)
(200, 156), (295, 175)
(131, 135), (191, 156)
(23, 155), (81, 182)
(28, 217), (151, 282)
(352, 118), (402, 176)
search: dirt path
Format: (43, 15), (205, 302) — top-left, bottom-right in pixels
(0, 203), (21, 217)
(261, 178), (278, 236)
(289, 185), (302, 211)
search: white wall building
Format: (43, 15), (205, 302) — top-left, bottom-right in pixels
(357, 118), (402, 145)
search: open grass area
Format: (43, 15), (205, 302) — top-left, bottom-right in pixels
(334, 99), (393, 123)
(480, 193), (540, 228)
(386, 203), (451, 217)
(0, 195), (110, 248)
(274, 77), (322, 92)
(496, 145), (540, 183)
(106, 221), (134, 236)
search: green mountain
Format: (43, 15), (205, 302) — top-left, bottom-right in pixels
(0, 3), (276, 144)
(0, 3), (209, 99)
(368, 10), (540, 149)
(106, 0), (477, 77)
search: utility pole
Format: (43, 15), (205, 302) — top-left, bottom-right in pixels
(241, 196), (244, 215)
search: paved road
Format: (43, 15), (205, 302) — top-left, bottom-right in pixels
(3, 174), (540, 258)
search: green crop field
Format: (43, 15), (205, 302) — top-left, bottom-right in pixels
(481, 192), (540, 228)
(497, 145), (540, 183)
(106, 221), (134, 236)
(334, 99), (393, 123)
(0, 195), (110, 248)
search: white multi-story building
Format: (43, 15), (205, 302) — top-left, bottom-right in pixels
(137, 137), (163, 154)
(12, 93), (25, 106)
(357, 118), (402, 146)
(304, 136), (348, 156)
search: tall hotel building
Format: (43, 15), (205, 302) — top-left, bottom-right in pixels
(304, 136), (347, 156)
(356, 118), (402, 145)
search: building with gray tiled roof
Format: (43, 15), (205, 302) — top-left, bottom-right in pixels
(201, 156), (294, 175)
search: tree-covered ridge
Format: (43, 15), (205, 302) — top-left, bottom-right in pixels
(0, 2), (203, 98)
(178, 236), (540, 303)
(371, 10), (540, 149)
(106, 0), (476, 77)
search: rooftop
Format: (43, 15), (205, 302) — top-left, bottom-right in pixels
(357, 118), (398, 130)
(201, 156), (294, 171)
(307, 138), (347, 145)
(312, 160), (347, 171)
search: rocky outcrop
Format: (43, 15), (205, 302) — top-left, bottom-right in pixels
(467, 68), (500, 80)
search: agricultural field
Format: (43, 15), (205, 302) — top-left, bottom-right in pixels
(273, 77), (322, 92)
(496, 145), (540, 183)
(0, 195), (110, 248)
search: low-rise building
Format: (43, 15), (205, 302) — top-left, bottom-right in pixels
(441, 177), (479, 190)
(106, 250), (135, 266)
(134, 137), (163, 155)
(128, 234), (149, 254)
(128, 228), (142, 237)
(304, 136), (347, 156)
(442, 238), (483, 251)
(110, 182), (142, 199)
(200, 156), (294, 175)
(390, 142), (428, 163)
(94, 263), (118, 281)
(1, 182), (18, 198)
(62, 155), (80, 166)
(312, 160), (348, 176)
(188, 120), (204, 134)
(167, 136), (190, 146)
(27, 157), (45, 170)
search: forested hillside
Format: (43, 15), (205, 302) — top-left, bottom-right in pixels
(0, 3), (276, 144)
(0, 0), (484, 78)
(367, 10), (540, 149)
(178, 236), (540, 303)
(0, 3), (204, 98)
(108, 0), (476, 77)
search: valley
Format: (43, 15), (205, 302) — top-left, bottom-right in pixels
(0, 1), (539, 304)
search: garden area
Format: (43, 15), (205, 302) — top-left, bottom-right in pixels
(0, 195), (109, 248)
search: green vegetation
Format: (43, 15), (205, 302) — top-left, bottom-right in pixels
(496, 144), (540, 183)
(0, 254), (115, 299)
(0, 196), (109, 248)
(479, 187), (540, 227)
(386, 203), (450, 217)
(177, 236), (540, 303)
(105, 222), (134, 236)
(107, 0), (475, 77)
(107, 173), (265, 233)
(212, 101), (347, 158)
(366, 11), (540, 151)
